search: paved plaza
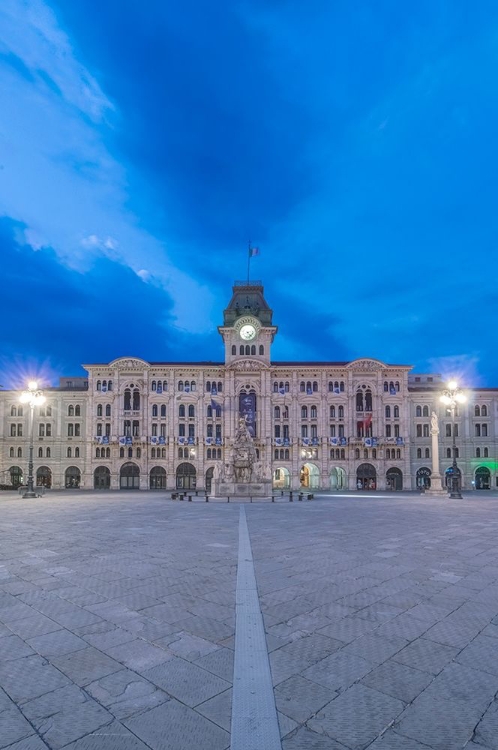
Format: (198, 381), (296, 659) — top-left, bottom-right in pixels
(0, 490), (498, 749)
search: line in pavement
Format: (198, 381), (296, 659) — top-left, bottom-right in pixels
(231, 505), (282, 750)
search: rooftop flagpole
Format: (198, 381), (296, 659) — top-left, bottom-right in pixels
(247, 240), (251, 284)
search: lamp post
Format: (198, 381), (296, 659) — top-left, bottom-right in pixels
(440, 380), (466, 499)
(19, 381), (45, 499)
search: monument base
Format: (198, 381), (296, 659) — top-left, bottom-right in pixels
(424, 489), (449, 497)
(215, 480), (273, 498)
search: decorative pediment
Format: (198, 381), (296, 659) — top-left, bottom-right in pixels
(346, 358), (386, 371)
(228, 359), (269, 372)
(109, 357), (150, 370)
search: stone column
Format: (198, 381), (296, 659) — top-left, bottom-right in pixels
(429, 411), (447, 495)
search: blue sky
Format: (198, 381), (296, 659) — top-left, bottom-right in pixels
(1, 0), (497, 388)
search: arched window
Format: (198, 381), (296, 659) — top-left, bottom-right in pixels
(447, 448), (451, 458)
(330, 406), (336, 418)
(301, 406), (308, 419)
(108, 381), (113, 392)
(161, 405), (166, 417)
(416, 425), (422, 437)
(179, 405), (185, 418)
(96, 448), (100, 458)
(274, 406), (280, 419)
(395, 382), (400, 391)
(311, 405), (317, 418)
(75, 448), (80, 458)
(207, 405), (212, 418)
(244, 345), (250, 355)
(96, 380), (101, 391)
(75, 405), (81, 417)
(217, 382), (223, 393)
(364, 449), (369, 459)
(124, 389), (131, 410)
(132, 389), (140, 410)
(484, 447), (489, 457)
(152, 405), (158, 417)
(67, 447), (72, 458)
(386, 449), (391, 460)
(128, 447), (133, 459)
(68, 405), (74, 417)
(9, 447), (14, 457)
(475, 405), (480, 417)
(482, 424), (488, 437)
(151, 448), (156, 459)
(396, 449), (401, 459)
(365, 390), (372, 411)
(251, 345), (256, 355)
(338, 405), (344, 419)
(285, 449), (290, 460)
(384, 381), (389, 392)
(188, 405), (195, 418)
(476, 447), (481, 457)
(417, 448), (422, 458)
(386, 406), (392, 418)
(38, 447), (43, 458)
(206, 381), (211, 393)
(152, 381), (157, 391)
(482, 405), (488, 416)
(105, 404), (111, 417)
(232, 345), (236, 355)
(300, 382), (305, 392)
(475, 424), (481, 437)
(422, 406), (429, 417)
(425, 448), (430, 458)
(355, 448), (360, 459)
(46, 448), (50, 458)
(423, 425), (429, 437)
(394, 405), (399, 418)
(340, 381), (345, 392)
(207, 448), (212, 459)
(372, 449), (377, 459)
(136, 448), (141, 459)
(313, 381), (318, 392)
(356, 392), (364, 411)
(259, 345), (264, 355)
(10, 406), (16, 417)
(120, 447), (124, 458)
(239, 345), (244, 355)
(273, 382), (278, 392)
(190, 381), (196, 392)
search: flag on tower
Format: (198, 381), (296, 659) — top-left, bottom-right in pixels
(248, 247), (260, 257)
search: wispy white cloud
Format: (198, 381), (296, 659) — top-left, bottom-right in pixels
(0, 0), (213, 333)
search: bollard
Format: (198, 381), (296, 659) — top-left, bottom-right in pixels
(271, 495), (275, 502)
(179, 493), (184, 501)
(250, 496), (253, 503)
(308, 493), (313, 500)
(289, 491), (293, 502)
(205, 495), (209, 502)
(227, 496), (230, 503)
(281, 490), (284, 497)
(188, 495), (192, 502)
(298, 493), (303, 501)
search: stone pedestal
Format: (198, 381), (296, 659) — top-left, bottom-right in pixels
(214, 480), (273, 498)
(427, 420), (449, 497)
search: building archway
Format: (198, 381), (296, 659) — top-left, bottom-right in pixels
(475, 466), (491, 490)
(120, 462), (139, 490)
(445, 465), (461, 489)
(205, 467), (214, 493)
(356, 463), (376, 490)
(8, 466), (23, 488)
(150, 466), (166, 490)
(273, 467), (290, 489)
(176, 462), (196, 490)
(386, 467), (403, 491)
(36, 466), (52, 488)
(300, 463), (319, 489)
(65, 466), (81, 488)
(330, 467), (347, 490)
(416, 467), (431, 490)
(94, 466), (111, 489)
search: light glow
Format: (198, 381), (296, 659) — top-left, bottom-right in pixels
(447, 380), (458, 390)
(28, 380), (38, 391)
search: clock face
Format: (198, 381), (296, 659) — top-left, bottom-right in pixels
(240, 324), (256, 341)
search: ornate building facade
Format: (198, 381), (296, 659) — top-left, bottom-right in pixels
(1, 282), (497, 492)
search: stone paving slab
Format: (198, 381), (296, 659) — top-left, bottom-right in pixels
(1, 490), (498, 749)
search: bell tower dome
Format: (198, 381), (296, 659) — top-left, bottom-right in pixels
(218, 281), (277, 365)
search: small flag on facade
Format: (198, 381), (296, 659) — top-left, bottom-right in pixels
(248, 247), (260, 257)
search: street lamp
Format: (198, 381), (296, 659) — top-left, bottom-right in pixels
(440, 380), (467, 499)
(19, 381), (45, 498)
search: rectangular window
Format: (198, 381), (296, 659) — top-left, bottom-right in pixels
(482, 424), (488, 437)
(124, 420), (131, 436)
(207, 424), (213, 437)
(338, 425), (344, 438)
(311, 425), (318, 439)
(10, 424), (16, 437)
(422, 424), (428, 437)
(215, 425), (221, 439)
(97, 424), (102, 436)
(67, 424), (72, 437)
(74, 424), (79, 437)
(188, 424), (195, 438)
(330, 425), (336, 437)
(386, 424), (392, 437)
(105, 423), (111, 436)
(179, 424), (185, 437)
(283, 425), (289, 439)
(132, 421), (139, 437)
(160, 423), (166, 437)
(274, 425), (281, 438)
(395, 424), (400, 438)
(301, 425), (308, 438)
(152, 424), (158, 436)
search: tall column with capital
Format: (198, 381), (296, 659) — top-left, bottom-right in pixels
(429, 411), (446, 495)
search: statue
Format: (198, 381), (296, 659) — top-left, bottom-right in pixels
(431, 411), (439, 434)
(231, 415), (256, 483)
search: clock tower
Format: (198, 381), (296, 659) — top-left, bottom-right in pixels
(218, 281), (277, 365)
